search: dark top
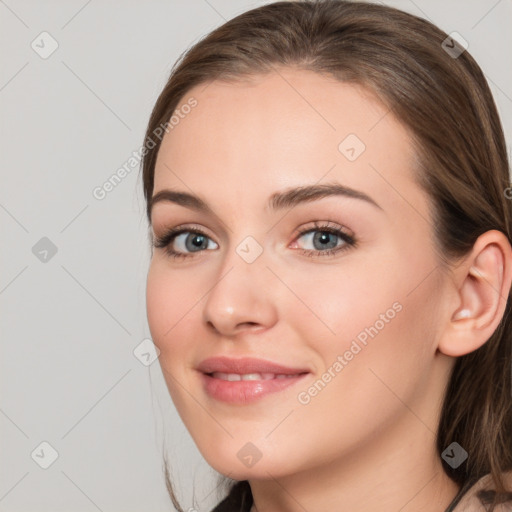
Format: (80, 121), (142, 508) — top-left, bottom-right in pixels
(209, 475), (484, 512)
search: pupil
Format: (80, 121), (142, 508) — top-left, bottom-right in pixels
(187, 234), (207, 251)
(315, 231), (337, 249)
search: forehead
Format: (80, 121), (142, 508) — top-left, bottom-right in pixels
(152, 68), (423, 218)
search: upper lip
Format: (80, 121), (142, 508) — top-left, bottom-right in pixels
(197, 356), (310, 375)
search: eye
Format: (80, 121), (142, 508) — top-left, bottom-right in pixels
(292, 221), (356, 258)
(153, 226), (218, 260)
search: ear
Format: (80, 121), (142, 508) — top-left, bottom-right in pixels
(437, 229), (512, 357)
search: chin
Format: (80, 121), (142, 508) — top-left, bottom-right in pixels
(208, 460), (278, 481)
(199, 443), (296, 482)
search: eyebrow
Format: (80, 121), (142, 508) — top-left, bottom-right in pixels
(149, 182), (383, 219)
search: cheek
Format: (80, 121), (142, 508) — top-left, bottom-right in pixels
(146, 265), (170, 346)
(146, 263), (198, 356)
(286, 256), (436, 404)
(278, 261), (392, 351)
(146, 263), (200, 412)
(286, 284), (432, 458)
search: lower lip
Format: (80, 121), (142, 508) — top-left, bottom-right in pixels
(199, 372), (310, 404)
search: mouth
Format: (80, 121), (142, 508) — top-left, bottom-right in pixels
(196, 355), (310, 375)
(206, 371), (309, 381)
(196, 356), (312, 404)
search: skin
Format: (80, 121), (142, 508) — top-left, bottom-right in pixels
(145, 67), (512, 512)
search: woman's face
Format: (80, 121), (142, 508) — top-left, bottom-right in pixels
(146, 68), (456, 480)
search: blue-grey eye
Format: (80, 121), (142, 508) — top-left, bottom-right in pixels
(174, 232), (217, 253)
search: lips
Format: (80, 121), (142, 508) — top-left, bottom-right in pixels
(196, 356), (311, 404)
(210, 372), (299, 381)
(196, 356), (310, 376)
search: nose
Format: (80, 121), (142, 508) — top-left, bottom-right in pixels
(202, 245), (278, 337)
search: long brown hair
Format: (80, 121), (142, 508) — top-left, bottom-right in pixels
(140, 1), (512, 510)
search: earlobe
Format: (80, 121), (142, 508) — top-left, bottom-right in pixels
(438, 230), (512, 358)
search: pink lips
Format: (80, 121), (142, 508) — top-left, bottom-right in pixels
(197, 356), (310, 375)
(197, 356), (311, 405)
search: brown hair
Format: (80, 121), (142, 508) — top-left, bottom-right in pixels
(140, 1), (512, 510)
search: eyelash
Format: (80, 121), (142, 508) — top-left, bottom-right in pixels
(153, 221), (357, 260)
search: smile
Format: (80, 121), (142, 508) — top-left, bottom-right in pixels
(210, 372), (304, 381)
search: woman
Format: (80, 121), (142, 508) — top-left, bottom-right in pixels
(141, 1), (512, 510)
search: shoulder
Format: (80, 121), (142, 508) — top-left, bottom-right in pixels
(453, 471), (512, 512)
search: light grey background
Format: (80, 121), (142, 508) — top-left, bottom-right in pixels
(1, 1), (511, 511)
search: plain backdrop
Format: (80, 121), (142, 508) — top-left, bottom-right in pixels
(1, 1), (511, 511)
